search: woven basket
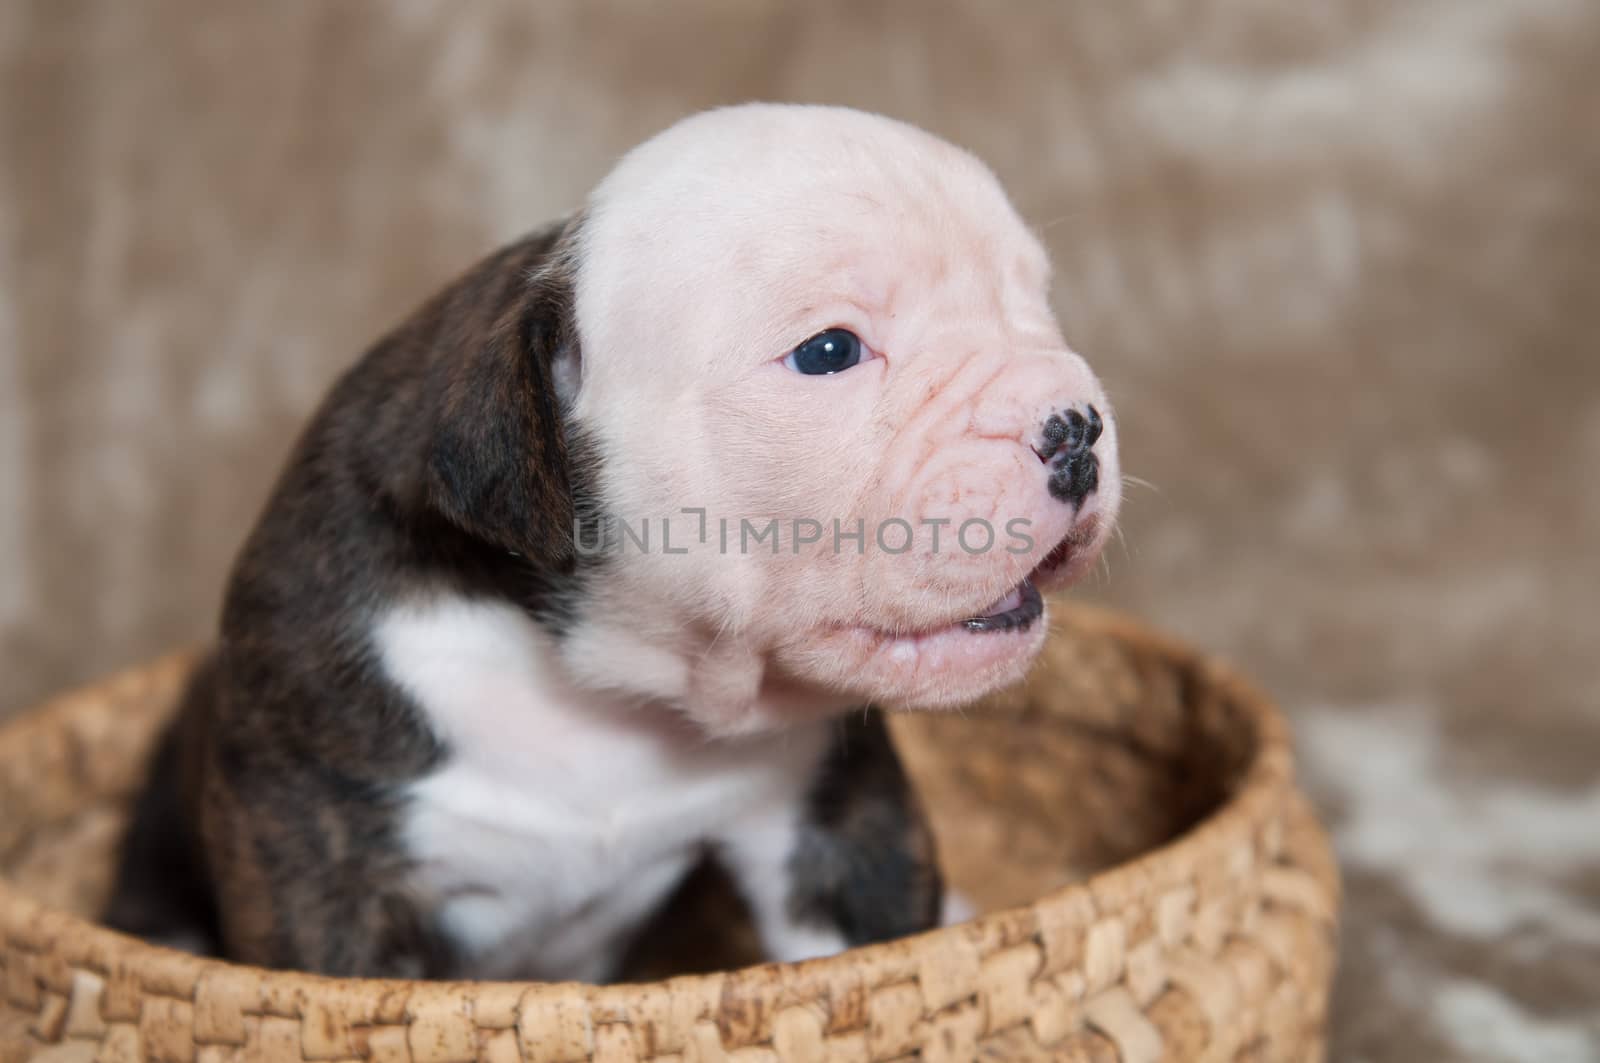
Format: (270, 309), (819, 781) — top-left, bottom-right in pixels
(0, 605), (1338, 1062)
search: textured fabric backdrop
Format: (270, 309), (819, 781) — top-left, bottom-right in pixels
(3, 3), (1598, 1059)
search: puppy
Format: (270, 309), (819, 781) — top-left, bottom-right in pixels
(105, 104), (1120, 981)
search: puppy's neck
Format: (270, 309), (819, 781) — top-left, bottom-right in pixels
(557, 610), (852, 738)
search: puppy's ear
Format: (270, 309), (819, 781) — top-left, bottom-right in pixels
(426, 222), (584, 565)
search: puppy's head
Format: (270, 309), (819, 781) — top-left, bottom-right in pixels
(439, 105), (1120, 733)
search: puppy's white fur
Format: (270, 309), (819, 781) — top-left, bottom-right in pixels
(385, 104), (1119, 975)
(381, 596), (836, 979)
(564, 104), (1118, 732)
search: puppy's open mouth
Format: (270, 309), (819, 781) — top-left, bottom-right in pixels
(823, 523), (1099, 697)
(958, 530), (1078, 634)
(961, 579), (1043, 633)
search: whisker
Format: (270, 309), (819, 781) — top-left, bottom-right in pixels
(1038, 210), (1090, 234)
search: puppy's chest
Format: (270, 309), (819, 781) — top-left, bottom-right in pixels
(376, 598), (827, 972)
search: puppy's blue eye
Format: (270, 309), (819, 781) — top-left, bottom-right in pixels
(784, 328), (864, 375)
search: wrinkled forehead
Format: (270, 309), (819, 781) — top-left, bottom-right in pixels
(575, 108), (1051, 362)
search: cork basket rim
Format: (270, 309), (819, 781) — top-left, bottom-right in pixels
(0, 604), (1340, 1061)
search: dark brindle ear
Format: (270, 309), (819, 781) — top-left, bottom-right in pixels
(426, 220), (583, 566)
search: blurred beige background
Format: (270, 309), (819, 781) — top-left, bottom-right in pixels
(3, 2), (1598, 1059)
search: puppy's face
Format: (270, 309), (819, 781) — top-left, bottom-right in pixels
(564, 106), (1119, 728)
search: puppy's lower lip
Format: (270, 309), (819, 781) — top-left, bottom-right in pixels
(962, 578), (1043, 633)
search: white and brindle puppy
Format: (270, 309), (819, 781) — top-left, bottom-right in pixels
(106, 104), (1120, 981)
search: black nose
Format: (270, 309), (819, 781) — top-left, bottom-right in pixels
(1036, 404), (1103, 508)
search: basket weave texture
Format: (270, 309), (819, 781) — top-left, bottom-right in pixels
(0, 606), (1338, 1062)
